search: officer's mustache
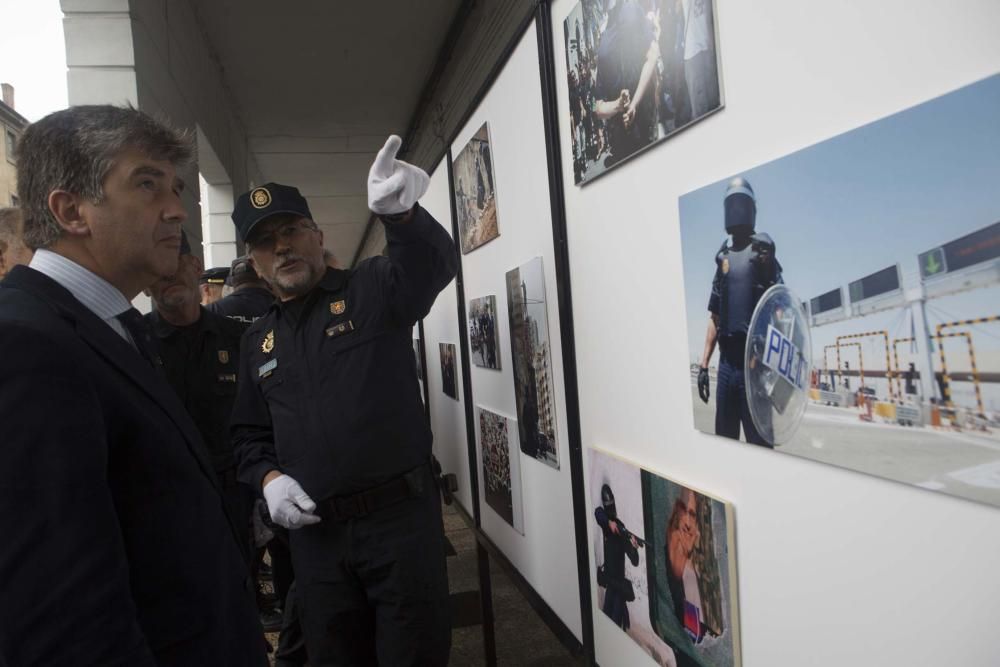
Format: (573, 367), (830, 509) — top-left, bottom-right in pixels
(274, 253), (307, 271)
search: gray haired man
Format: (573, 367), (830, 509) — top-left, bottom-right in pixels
(0, 105), (266, 666)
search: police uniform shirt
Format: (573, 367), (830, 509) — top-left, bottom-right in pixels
(147, 307), (246, 473)
(208, 286), (275, 325)
(232, 204), (458, 500)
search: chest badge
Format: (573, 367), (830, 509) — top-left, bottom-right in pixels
(217, 350), (230, 364)
(261, 330), (275, 354)
(721, 257), (730, 274)
(330, 300), (346, 315)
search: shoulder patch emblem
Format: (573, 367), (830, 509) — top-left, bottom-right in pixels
(261, 330), (275, 354)
(218, 350), (230, 364)
(721, 258), (730, 274)
(330, 299), (346, 315)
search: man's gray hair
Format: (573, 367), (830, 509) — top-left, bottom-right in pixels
(15, 105), (194, 250)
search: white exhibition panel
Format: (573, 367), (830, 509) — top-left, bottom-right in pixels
(549, 1), (1000, 666)
(420, 159), (474, 514)
(450, 20), (583, 642)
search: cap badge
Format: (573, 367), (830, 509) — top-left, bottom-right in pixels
(330, 300), (346, 315)
(261, 330), (275, 354)
(251, 187), (272, 209)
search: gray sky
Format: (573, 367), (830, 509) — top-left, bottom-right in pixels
(0, 0), (67, 121)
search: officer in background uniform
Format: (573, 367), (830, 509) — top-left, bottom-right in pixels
(144, 231), (252, 556)
(697, 177), (782, 446)
(200, 265), (229, 305)
(231, 135), (458, 666)
(209, 255), (275, 324)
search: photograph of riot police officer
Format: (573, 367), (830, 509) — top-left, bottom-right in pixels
(696, 177), (782, 447)
(563, 0), (722, 184)
(595, 483), (643, 630)
(681, 74), (1000, 510)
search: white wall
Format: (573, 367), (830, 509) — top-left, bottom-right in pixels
(421, 159), (474, 513)
(448, 21), (583, 642)
(548, 0), (1000, 665)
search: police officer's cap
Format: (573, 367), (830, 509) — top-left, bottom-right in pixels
(228, 255), (261, 287)
(232, 182), (313, 243)
(200, 266), (230, 285)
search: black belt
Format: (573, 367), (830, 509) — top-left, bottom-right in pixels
(323, 463), (433, 522)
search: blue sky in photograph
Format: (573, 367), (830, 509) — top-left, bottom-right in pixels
(680, 74), (1000, 374)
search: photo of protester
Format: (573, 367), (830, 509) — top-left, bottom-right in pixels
(478, 407), (524, 533)
(643, 472), (739, 666)
(680, 74), (1000, 510)
(469, 295), (502, 370)
(453, 122), (500, 253)
(564, 0), (722, 185)
(440, 342), (458, 400)
(506, 258), (560, 469)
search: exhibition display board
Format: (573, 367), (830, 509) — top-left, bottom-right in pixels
(420, 1), (1000, 665)
(548, 0), (1000, 665)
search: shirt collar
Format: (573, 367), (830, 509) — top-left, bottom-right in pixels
(29, 248), (132, 320)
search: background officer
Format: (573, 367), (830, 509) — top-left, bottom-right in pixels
(697, 176), (782, 446)
(209, 254), (275, 324)
(231, 135), (458, 666)
(200, 265), (229, 305)
(144, 231), (252, 555)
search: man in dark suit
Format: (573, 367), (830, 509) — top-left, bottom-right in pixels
(0, 105), (266, 666)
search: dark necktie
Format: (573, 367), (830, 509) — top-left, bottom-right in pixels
(116, 307), (162, 368)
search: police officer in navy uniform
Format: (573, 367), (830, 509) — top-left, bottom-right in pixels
(230, 135), (458, 666)
(144, 230), (253, 554)
(698, 177), (782, 447)
(209, 254), (275, 325)
(200, 265), (230, 305)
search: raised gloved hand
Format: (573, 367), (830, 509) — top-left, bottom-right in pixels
(367, 135), (430, 216)
(262, 473), (321, 529)
(698, 367), (711, 403)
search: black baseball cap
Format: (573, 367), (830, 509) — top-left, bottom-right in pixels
(200, 266), (230, 285)
(232, 182), (313, 243)
(227, 255), (261, 287)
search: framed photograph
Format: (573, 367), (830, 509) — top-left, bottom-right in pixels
(469, 295), (502, 370)
(506, 257), (559, 469)
(590, 448), (741, 666)
(452, 122), (500, 253)
(478, 406), (524, 533)
(679, 74), (1000, 509)
(564, 0), (723, 185)
(642, 470), (740, 666)
(439, 342), (458, 400)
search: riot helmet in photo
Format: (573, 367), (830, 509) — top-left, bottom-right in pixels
(724, 176), (756, 236)
(601, 483), (617, 520)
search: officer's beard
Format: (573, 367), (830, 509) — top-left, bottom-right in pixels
(271, 253), (323, 298)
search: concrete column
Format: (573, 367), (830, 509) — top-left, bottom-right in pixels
(199, 175), (237, 270)
(62, 0), (139, 106)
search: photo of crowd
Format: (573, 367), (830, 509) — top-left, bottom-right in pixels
(440, 342), (458, 400)
(452, 122), (501, 253)
(479, 407), (523, 532)
(469, 295), (502, 370)
(564, 0), (722, 184)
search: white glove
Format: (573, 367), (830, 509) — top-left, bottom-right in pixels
(262, 474), (321, 529)
(367, 135), (430, 215)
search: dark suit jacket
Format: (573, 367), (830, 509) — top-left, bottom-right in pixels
(0, 266), (266, 666)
